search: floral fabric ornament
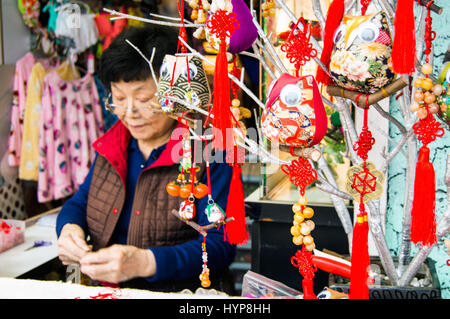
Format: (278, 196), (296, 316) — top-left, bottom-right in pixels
(261, 73), (327, 148)
(328, 11), (396, 94)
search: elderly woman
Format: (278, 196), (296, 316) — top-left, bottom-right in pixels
(56, 25), (236, 293)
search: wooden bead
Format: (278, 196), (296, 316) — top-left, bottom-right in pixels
(410, 101), (420, 112)
(414, 78), (423, 88)
(417, 107), (428, 120)
(292, 203), (302, 213)
(292, 235), (303, 246)
(303, 207), (314, 219)
(424, 94), (436, 104)
(305, 243), (316, 252)
(421, 63), (433, 75)
(414, 90), (424, 102)
(305, 220), (315, 231)
(303, 235), (314, 245)
(232, 99), (241, 107)
(297, 196), (307, 206)
(294, 212), (305, 224)
(422, 78), (434, 91)
(300, 224), (311, 236)
(428, 103), (439, 114)
(290, 225), (301, 237)
(432, 84), (444, 96)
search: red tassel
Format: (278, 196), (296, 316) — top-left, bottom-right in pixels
(315, 0), (345, 85)
(349, 211), (370, 299)
(391, 0), (416, 74)
(212, 40), (233, 151)
(225, 164), (248, 245)
(410, 146), (437, 246)
(302, 278), (317, 299)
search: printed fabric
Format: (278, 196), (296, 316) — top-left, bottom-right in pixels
(7, 52), (36, 167)
(19, 61), (80, 181)
(37, 71), (104, 202)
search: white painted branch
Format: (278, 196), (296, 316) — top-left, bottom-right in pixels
(103, 8), (204, 28)
(366, 200), (400, 285)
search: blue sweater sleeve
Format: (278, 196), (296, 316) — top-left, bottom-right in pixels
(55, 155), (97, 238)
(147, 153), (236, 282)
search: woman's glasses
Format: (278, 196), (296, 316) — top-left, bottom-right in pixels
(104, 93), (164, 117)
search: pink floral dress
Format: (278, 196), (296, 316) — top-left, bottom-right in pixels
(37, 71), (104, 202)
(7, 52), (36, 166)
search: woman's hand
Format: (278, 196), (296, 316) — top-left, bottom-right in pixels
(57, 224), (92, 265)
(79, 244), (156, 283)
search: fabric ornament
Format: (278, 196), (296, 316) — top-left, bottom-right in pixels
(261, 73), (327, 148)
(157, 55), (211, 113)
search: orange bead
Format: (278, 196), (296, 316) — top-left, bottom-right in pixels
(414, 90), (424, 102)
(290, 225), (301, 237)
(417, 107), (428, 120)
(300, 224), (311, 236)
(421, 63), (433, 75)
(303, 207), (314, 219)
(305, 220), (315, 231)
(166, 182), (180, 197)
(424, 94), (436, 104)
(410, 101), (420, 112)
(294, 212), (305, 224)
(305, 243), (316, 252)
(180, 184), (192, 199)
(297, 196), (307, 206)
(292, 203), (302, 213)
(303, 235), (314, 245)
(292, 235), (303, 246)
(193, 183), (209, 199)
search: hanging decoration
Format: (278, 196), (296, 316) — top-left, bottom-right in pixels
(157, 1), (211, 114)
(205, 1), (240, 152)
(157, 54), (211, 113)
(199, 234), (211, 287)
(280, 17), (318, 76)
(261, 73), (327, 148)
(344, 105), (384, 299)
(291, 246), (318, 299)
(409, 1), (445, 247)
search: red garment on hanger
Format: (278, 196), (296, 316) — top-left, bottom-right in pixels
(94, 7), (128, 50)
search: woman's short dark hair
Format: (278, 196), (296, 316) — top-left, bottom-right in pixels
(98, 24), (179, 91)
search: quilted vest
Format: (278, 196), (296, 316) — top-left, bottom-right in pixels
(83, 121), (234, 293)
(86, 155), (200, 250)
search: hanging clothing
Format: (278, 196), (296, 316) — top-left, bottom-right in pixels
(54, 7), (99, 54)
(19, 61), (80, 181)
(7, 52), (37, 167)
(94, 8), (128, 50)
(42, 1), (59, 33)
(37, 71), (104, 203)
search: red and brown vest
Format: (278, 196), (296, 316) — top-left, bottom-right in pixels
(85, 120), (199, 250)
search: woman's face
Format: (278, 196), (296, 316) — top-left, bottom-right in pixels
(110, 77), (176, 143)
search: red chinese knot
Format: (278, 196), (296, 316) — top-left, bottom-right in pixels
(206, 9), (240, 40)
(291, 246), (317, 280)
(413, 114), (444, 146)
(353, 127), (375, 161)
(280, 18), (317, 72)
(281, 156), (317, 196)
